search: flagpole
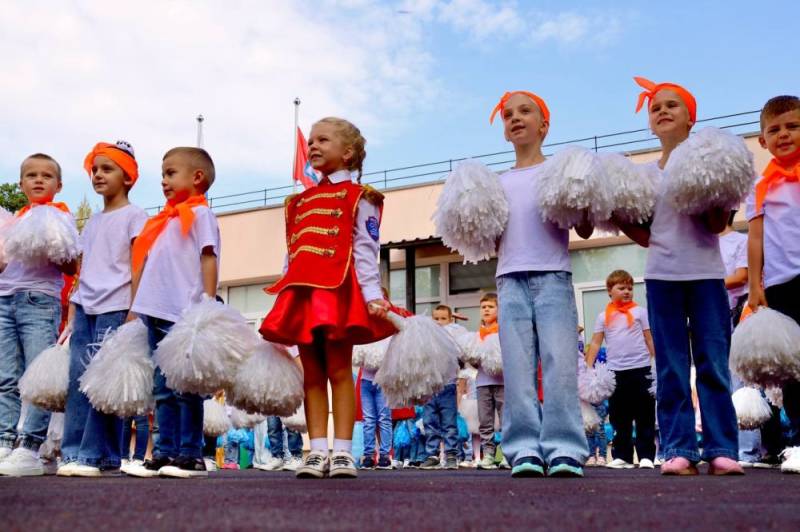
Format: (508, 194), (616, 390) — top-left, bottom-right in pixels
(196, 114), (204, 148)
(293, 97), (300, 193)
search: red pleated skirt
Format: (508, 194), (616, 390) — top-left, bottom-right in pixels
(260, 266), (396, 347)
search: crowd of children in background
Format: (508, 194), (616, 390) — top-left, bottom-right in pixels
(0, 85), (798, 480)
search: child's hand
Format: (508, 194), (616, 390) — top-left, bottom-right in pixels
(125, 311), (139, 323)
(747, 287), (767, 312)
(367, 299), (389, 319)
(57, 322), (72, 345)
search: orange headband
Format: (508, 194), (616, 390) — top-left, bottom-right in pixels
(83, 142), (139, 185)
(633, 77), (697, 123)
(489, 91), (550, 124)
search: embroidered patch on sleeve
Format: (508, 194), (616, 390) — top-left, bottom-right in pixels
(365, 216), (380, 241)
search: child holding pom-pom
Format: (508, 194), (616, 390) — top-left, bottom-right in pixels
(0, 154), (77, 477)
(125, 147), (220, 479)
(489, 91), (592, 478)
(585, 270), (656, 470)
(56, 141), (148, 478)
(260, 117), (396, 479)
(745, 95), (800, 474)
(612, 78), (742, 476)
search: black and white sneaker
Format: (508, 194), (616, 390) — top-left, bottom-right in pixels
(375, 455), (393, 470)
(296, 451), (329, 479)
(126, 456), (173, 478)
(159, 456), (208, 479)
(329, 451), (358, 479)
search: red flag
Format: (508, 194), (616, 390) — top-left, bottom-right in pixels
(293, 127), (320, 190)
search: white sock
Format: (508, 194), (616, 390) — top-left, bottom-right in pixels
(310, 438), (328, 453)
(333, 439), (352, 453)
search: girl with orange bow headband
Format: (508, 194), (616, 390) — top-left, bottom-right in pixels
(489, 91), (592, 478)
(616, 77), (742, 476)
(56, 140), (149, 478)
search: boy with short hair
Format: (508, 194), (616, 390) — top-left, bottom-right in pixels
(746, 95), (800, 474)
(585, 270), (656, 469)
(125, 147), (220, 479)
(0, 154), (78, 476)
(420, 305), (461, 470)
(473, 293), (506, 470)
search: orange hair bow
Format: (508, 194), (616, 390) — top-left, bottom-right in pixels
(633, 77), (697, 123)
(489, 91), (550, 124)
(83, 142), (139, 185)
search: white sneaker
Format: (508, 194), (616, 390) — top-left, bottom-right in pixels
(56, 462), (79, 477)
(0, 448), (44, 477)
(638, 458), (655, 469)
(203, 458), (218, 472)
(296, 451), (329, 479)
(70, 464), (112, 478)
(329, 451), (358, 479)
(257, 456), (284, 471)
(606, 458), (635, 469)
(282, 456), (303, 471)
(478, 456), (498, 470)
(120, 458), (130, 469)
(0, 447), (13, 462)
(498, 457), (510, 470)
(121, 459), (144, 475)
(654, 458), (663, 466)
(780, 446), (800, 474)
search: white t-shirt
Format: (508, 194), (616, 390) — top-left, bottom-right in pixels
(0, 209), (76, 298)
(475, 332), (504, 388)
(745, 179), (800, 289)
(71, 204), (148, 314)
(131, 205), (220, 323)
(496, 164), (571, 277)
(644, 163), (725, 281)
(718, 231), (748, 308)
(593, 305), (651, 371)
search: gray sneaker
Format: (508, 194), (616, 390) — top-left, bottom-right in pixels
(419, 456), (441, 470)
(296, 451), (329, 479)
(329, 451), (358, 478)
(444, 455), (458, 470)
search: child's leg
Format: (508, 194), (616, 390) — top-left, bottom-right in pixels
(0, 295), (21, 450)
(325, 340), (357, 444)
(422, 396), (442, 458)
(61, 305), (95, 463)
(608, 370), (636, 463)
(438, 384), (459, 456)
(287, 429), (303, 458)
(645, 280), (699, 462)
(477, 386), (496, 459)
(494, 385), (505, 458)
(120, 418), (132, 460)
(131, 414), (150, 461)
(596, 401), (608, 460)
(299, 339), (329, 442)
(266, 417), (285, 459)
(631, 367), (656, 462)
(532, 272), (588, 464)
(496, 273), (543, 464)
(687, 279), (738, 461)
(374, 384), (393, 458)
(146, 317), (179, 460)
(360, 379), (378, 459)
(16, 291), (60, 451)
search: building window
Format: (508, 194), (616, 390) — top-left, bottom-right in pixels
(448, 259), (497, 294)
(227, 284), (276, 317)
(388, 265), (441, 311)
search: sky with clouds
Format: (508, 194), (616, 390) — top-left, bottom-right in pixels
(1, 0), (798, 212)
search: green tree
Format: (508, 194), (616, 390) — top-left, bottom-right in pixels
(75, 195), (94, 232)
(0, 183), (28, 213)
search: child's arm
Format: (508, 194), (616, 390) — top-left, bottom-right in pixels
(747, 215), (767, 310)
(58, 302), (76, 344)
(699, 207), (729, 234)
(643, 329), (655, 359)
(200, 246), (218, 298)
(611, 213), (650, 247)
(353, 197), (388, 318)
(584, 331), (604, 367)
(724, 267), (748, 290)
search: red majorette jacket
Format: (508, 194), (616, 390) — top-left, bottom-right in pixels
(266, 180), (384, 294)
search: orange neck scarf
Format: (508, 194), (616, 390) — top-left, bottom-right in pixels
(605, 301), (637, 328)
(633, 76), (697, 123)
(16, 201), (71, 218)
(83, 142), (139, 185)
(489, 91), (550, 124)
(131, 195), (208, 273)
(479, 322), (499, 340)
(755, 157), (800, 213)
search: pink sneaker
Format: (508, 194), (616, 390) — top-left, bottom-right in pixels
(660, 457), (699, 476)
(708, 457), (745, 476)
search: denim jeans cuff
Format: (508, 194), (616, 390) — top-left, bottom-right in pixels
(702, 447), (738, 461)
(0, 438), (15, 449)
(18, 437), (42, 452)
(664, 448), (701, 462)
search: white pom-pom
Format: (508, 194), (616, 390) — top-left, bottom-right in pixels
(730, 308), (800, 387)
(353, 337), (391, 372)
(580, 400), (601, 432)
(4, 206), (80, 265)
(432, 159), (508, 264)
(0, 207), (16, 264)
(536, 146), (614, 230)
(595, 153), (657, 232)
(19, 344), (70, 412)
(281, 405), (307, 433)
(227, 341), (304, 417)
(375, 313), (460, 408)
(153, 297), (260, 394)
(648, 363), (657, 398)
(478, 334), (503, 377)
(229, 407), (265, 429)
(663, 127), (756, 215)
(732, 387), (773, 429)
(203, 399), (231, 437)
(765, 387), (783, 409)
(458, 396), (479, 435)
(79, 320), (154, 417)
(445, 326), (479, 365)
(578, 363), (617, 404)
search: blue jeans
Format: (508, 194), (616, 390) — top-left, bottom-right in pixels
(423, 383), (459, 458)
(61, 306), (127, 467)
(266, 416), (302, 459)
(144, 316), (204, 460)
(122, 415), (150, 461)
(586, 401), (608, 458)
(497, 271), (588, 465)
(360, 378), (393, 457)
(646, 279), (738, 462)
(0, 291), (61, 451)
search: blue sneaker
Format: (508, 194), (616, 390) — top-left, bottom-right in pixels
(511, 456), (545, 478)
(547, 457), (584, 478)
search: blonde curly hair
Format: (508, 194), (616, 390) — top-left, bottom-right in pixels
(315, 117), (367, 181)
